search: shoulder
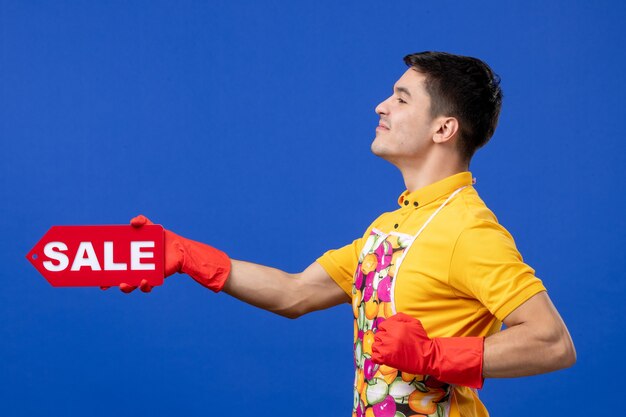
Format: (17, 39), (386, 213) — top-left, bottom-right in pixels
(451, 186), (516, 241)
(448, 188), (533, 283)
(428, 186), (525, 270)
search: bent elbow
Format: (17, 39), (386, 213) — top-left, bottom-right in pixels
(281, 309), (304, 320)
(552, 332), (577, 370)
(565, 350), (577, 368)
(560, 339), (577, 369)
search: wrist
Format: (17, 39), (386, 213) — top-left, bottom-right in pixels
(171, 233), (231, 293)
(431, 336), (484, 389)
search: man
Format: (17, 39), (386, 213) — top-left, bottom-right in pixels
(120, 52), (576, 416)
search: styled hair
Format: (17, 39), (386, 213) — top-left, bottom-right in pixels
(403, 51), (503, 161)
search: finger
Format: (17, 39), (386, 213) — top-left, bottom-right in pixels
(393, 312), (419, 325)
(371, 347), (384, 364)
(130, 215), (146, 227)
(388, 313), (408, 323)
(377, 321), (389, 332)
(119, 283), (138, 293)
(373, 336), (389, 350)
(130, 214), (155, 228)
(139, 279), (153, 293)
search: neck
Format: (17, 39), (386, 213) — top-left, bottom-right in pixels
(398, 152), (468, 192)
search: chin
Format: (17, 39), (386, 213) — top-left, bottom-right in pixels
(370, 143), (382, 157)
(371, 138), (391, 157)
(370, 136), (384, 155)
(370, 146), (391, 161)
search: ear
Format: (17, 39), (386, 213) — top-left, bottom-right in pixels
(432, 117), (459, 144)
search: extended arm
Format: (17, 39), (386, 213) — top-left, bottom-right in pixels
(483, 291), (576, 378)
(224, 260), (350, 319)
(117, 215), (350, 318)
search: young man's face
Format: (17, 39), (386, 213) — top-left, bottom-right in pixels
(371, 69), (439, 166)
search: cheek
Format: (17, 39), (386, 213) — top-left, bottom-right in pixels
(397, 121), (431, 151)
(406, 112), (427, 130)
(396, 117), (422, 141)
(405, 113), (431, 136)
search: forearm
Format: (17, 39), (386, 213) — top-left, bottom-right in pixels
(223, 259), (305, 318)
(483, 298), (576, 378)
(123, 218), (346, 315)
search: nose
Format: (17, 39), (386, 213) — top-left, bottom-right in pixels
(375, 97), (389, 116)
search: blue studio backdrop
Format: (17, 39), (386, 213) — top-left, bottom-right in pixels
(1, 1), (624, 416)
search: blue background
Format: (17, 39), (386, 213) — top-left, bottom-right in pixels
(1, 1), (624, 416)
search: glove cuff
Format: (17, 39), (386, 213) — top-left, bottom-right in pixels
(431, 336), (484, 389)
(180, 238), (231, 293)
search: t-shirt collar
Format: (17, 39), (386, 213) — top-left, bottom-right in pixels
(397, 172), (474, 208)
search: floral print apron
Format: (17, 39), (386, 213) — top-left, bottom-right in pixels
(351, 187), (466, 417)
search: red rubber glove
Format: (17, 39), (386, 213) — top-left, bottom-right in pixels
(102, 215), (231, 293)
(371, 312), (484, 389)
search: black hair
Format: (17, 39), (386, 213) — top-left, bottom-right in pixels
(404, 51), (503, 161)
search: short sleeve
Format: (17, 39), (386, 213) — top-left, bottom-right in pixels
(449, 221), (546, 321)
(316, 238), (364, 296)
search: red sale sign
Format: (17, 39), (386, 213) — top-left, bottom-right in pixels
(26, 225), (165, 287)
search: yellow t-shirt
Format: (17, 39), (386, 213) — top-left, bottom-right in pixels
(317, 172), (546, 417)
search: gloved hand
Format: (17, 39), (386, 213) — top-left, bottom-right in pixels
(371, 312), (484, 389)
(102, 215), (231, 293)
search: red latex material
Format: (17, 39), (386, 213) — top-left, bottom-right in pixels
(371, 312), (484, 389)
(130, 215), (231, 293)
(26, 225), (164, 287)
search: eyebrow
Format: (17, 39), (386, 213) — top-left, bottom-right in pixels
(394, 86), (412, 97)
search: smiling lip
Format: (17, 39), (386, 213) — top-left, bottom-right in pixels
(376, 123), (389, 131)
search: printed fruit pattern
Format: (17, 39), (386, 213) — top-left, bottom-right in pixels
(352, 231), (451, 417)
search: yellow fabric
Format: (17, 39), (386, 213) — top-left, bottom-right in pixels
(317, 171), (546, 416)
